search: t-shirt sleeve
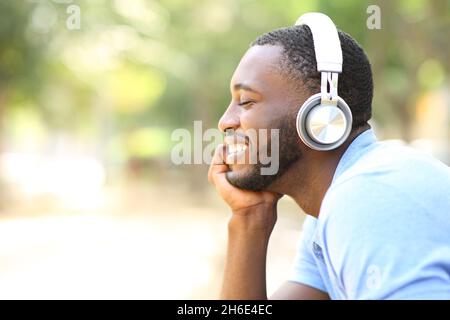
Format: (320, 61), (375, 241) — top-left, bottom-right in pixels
(320, 176), (450, 300)
(288, 215), (327, 293)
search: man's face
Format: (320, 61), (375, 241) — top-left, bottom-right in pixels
(219, 45), (305, 191)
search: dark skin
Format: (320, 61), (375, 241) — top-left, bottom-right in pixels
(208, 44), (369, 300)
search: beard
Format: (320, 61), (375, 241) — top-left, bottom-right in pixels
(225, 115), (302, 191)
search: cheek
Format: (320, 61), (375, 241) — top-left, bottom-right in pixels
(240, 106), (285, 153)
(239, 104), (276, 131)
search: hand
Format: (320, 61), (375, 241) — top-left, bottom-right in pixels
(208, 144), (282, 231)
(209, 144), (281, 300)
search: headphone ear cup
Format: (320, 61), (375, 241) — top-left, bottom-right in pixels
(296, 93), (353, 151)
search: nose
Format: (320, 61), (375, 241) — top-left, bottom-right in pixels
(218, 104), (240, 133)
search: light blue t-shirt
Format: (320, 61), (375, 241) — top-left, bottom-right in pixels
(289, 129), (450, 299)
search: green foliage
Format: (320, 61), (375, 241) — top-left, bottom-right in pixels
(0, 0), (448, 158)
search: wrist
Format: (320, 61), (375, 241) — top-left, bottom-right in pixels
(228, 202), (277, 237)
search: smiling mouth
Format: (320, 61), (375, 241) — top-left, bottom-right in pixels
(227, 143), (247, 156)
(224, 134), (249, 164)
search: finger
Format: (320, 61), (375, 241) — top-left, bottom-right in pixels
(212, 143), (227, 166)
(208, 144), (228, 184)
(212, 170), (236, 199)
(207, 145), (237, 197)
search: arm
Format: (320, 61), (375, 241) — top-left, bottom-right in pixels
(221, 203), (276, 299)
(222, 210), (330, 300)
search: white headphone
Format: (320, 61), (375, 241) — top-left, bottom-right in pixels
(295, 13), (352, 151)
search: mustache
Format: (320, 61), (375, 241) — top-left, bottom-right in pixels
(224, 129), (250, 144)
(222, 113), (295, 138)
(223, 123), (291, 141)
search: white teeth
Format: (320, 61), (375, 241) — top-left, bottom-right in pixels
(227, 144), (247, 155)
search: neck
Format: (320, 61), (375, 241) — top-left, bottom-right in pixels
(269, 125), (370, 217)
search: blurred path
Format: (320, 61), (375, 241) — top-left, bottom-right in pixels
(0, 182), (303, 299)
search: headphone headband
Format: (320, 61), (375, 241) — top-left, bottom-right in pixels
(295, 12), (342, 73)
(294, 13), (352, 151)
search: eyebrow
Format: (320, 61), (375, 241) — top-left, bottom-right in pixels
(232, 83), (261, 94)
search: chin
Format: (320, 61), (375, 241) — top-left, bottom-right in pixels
(225, 165), (250, 184)
(225, 164), (277, 192)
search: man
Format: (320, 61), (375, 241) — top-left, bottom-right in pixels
(208, 15), (450, 299)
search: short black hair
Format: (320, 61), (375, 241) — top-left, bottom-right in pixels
(251, 25), (373, 129)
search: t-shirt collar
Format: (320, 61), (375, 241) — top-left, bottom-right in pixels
(332, 128), (377, 183)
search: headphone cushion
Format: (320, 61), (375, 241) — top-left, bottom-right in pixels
(296, 93), (353, 151)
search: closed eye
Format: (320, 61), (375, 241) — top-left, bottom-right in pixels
(238, 100), (254, 107)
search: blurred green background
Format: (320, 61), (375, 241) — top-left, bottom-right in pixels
(0, 0), (448, 299)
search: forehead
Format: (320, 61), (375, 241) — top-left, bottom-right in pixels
(231, 45), (285, 92)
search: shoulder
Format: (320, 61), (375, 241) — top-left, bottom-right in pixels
(319, 143), (450, 243)
(319, 175), (403, 241)
(324, 142), (450, 217)
(337, 141), (450, 185)
(315, 143), (450, 299)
